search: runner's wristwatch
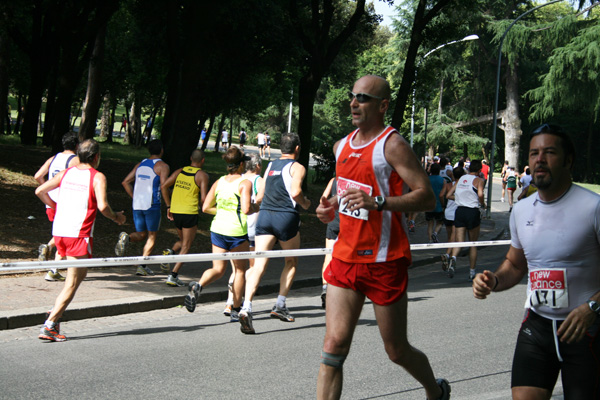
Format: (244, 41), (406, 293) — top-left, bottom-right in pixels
(588, 300), (600, 316)
(375, 196), (386, 211)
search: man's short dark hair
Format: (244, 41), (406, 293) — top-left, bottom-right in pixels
(77, 139), (100, 164)
(148, 139), (163, 156)
(280, 132), (300, 154)
(453, 167), (465, 181)
(62, 131), (79, 151)
(531, 123), (575, 169)
(470, 159), (482, 173)
(430, 163), (441, 175)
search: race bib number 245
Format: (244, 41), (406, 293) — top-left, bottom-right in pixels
(337, 177), (373, 221)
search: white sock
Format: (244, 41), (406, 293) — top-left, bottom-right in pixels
(242, 300), (252, 312)
(44, 320), (55, 329)
(322, 284), (328, 291)
(276, 295), (286, 308)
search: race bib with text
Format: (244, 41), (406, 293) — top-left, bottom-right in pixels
(337, 177), (373, 221)
(528, 269), (568, 309)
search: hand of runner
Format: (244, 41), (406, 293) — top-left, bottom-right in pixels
(341, 188), (375, 212)
(316, 196), (335, 223)
(472, 270), (495, 299)
(556, 303), (596, 344)
(114, 211), (126, 225)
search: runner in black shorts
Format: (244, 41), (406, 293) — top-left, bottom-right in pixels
(172, 213), (198, 230)
(239, 132), (311, 334)
(255, 210), (300, 241)
(453, 207), (480, 230)
(512, 309), (600, 398)
(474, 124), (600, 399)
(446, 160), (485, 280)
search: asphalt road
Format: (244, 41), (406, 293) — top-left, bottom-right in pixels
(0, 242), (564, 399)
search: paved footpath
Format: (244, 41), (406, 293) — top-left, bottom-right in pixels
(0, 177), (511, 330)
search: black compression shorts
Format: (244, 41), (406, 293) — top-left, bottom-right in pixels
(255, 210), (300, 242)
(512, 309), (600, 398)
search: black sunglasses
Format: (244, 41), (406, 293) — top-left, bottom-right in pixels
(348, 91), (384, 103)
(532, 123), (565, 136)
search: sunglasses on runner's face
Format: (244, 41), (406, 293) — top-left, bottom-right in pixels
(348, 91), (384, 103)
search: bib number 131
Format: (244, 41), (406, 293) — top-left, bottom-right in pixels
(528, 269), (568, 309)
(337, 177), (373, 221)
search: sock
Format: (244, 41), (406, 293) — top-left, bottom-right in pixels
(171, 272), (178, 278)
(242, 300), (252, 312)
(322, 284), (328, 291)
(44, 320), (55, 329)
(276, 295), (286, 308)
(233, 307), (241, 312)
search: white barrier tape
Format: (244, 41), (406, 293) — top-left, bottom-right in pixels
(0, 240), (511, 272)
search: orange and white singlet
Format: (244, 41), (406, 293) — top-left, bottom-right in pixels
(332, 126), (411, 264)
(52, 167), (98, 238)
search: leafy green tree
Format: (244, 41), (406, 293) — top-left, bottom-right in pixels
(527, 13), (600, 180)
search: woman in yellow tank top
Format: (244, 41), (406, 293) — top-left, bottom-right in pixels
(183, 147), (256, 320)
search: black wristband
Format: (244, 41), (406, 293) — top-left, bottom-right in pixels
(492, 275), (499, 291)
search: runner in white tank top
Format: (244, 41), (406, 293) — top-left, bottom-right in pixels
(33, 131), (80, 281)
(35, 139), (125, 342)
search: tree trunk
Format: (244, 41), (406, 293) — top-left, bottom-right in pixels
(13, 95), (23, 136)
(0, 32), (8, 136)
(214, 115), (226, 153)
(42, 68), (57, 146)
(80, 23), (107, 140)
(100, 93), (110, 138)
(501, 63), (521, 169)
(200, 110), (217, 152)
(51, 42), (90, 153)
(297, 73), (321, 172)
(585, 120), (593, 181)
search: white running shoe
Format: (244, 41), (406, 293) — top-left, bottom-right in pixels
(239, 310), (255, 334)
(448, 257), (456, 279)
(135, 265), (155, 276)
(38, 244), (49, 261)
(223, 304), (232, 316)
(166, 274), (184, 286)
(441, 254), (450, 271)
(160, 249), (174, 273)
(45, 271), (65, 281)
(469, 269), (476, 281)
(115, 232), (129, 256)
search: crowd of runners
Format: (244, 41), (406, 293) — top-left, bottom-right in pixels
(30, 74), (600, 399)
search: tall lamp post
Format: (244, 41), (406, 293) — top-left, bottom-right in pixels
(410, 34), (479, 149)
(485, 0), (563, 218)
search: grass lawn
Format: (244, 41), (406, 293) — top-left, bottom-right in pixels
(576, 182), (600, 194)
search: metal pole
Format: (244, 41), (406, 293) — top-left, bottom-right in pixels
(287, 88), (293, 133)
(423, 106), (428, 167)
(486, 0), (562, 218)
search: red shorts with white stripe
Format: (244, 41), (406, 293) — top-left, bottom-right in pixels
(54, 237), (93, 258)
(324, 257), (409, 306)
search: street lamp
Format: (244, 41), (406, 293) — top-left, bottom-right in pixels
(486, 0), (563, 218)
(410, 34), (479, 150)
